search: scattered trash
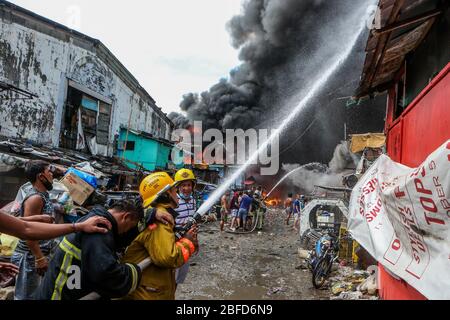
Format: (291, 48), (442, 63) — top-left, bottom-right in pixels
(0, 234), (18, 256)
(267, 287), (286, 296)
(339, 260), (348, 267)
(357, 273), (378, 295)
(331, 282), (353, 296)
(353, 270), (368, 276)
(0, 287), (14, 300)
(337, 291), (363, 300)
(268, 253), (280, 257)
(298, 249), (310, 259)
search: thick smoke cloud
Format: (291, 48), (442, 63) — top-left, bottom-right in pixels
(175, 0), (385, 165)
(168, 112), (190, 129)
(177, 0), (355, 128)
(282, 142), (360, 193)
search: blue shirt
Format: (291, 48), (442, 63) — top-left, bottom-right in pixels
(239, 195), (253, 210)
(293, 199), (301, 214)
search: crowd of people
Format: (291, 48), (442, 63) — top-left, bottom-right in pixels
(219, 186), (266, 232)
(0, 159), (309, 300)
(0, 160), (201, 300)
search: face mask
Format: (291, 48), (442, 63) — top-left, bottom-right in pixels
(178, 193), (192, 201)
(40, 176), (53, 191)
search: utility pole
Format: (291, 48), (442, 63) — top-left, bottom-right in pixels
(344, 123), (347, 141)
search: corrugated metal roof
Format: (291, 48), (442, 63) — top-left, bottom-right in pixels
(356, 0), (445, 97)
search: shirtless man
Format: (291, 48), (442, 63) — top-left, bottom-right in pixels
(284, 193), (293, 225)
(220, 191), (231, 232)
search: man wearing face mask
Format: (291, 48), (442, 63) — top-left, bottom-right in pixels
(11, 160), (58, 300)
(173, 168), (198, 287)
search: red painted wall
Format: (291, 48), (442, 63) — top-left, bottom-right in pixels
(386, 62), (450, 166)
(380, 62), (450, 300)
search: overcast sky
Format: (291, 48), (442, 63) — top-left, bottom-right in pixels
(10, 0), (243, 115)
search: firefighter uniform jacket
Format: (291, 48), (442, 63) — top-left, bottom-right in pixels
(36, 206), (141, 300)
(122, 207), (196, 300)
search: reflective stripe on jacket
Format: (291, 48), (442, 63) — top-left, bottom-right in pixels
(36, 207), (141, 300)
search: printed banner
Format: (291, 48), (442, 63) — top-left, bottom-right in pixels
(348, 140), (450, 300)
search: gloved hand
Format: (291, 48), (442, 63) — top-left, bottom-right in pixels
(184, 225), (199, 254)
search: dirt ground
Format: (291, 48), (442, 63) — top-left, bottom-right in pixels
(176, 208), (330, 300)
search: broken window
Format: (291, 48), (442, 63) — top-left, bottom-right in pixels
(60, 86), (112, 153)
(97, 102), (111, 145)
(124, 141), (135, 151)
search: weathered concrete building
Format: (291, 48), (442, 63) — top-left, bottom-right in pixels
(0, 1), (173, 157)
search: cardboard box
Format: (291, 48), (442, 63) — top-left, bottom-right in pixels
(60, 172), (95, 206)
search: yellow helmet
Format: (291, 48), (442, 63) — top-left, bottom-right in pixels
(174, 168), (197, 185)
(140, 172), (179, 208)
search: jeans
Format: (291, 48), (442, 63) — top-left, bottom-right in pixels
(238, 208), (248, 221)
(11, 251), (42, 300)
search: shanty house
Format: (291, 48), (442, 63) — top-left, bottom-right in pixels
(0, 1), (173, 157)
(117, 126), (183, 172)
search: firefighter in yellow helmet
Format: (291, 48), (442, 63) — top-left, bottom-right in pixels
(121, 172), (198, 300)
(173, 168), (198, 286)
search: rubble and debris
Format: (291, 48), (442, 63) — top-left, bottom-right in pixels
(177, 209), (329, 300)
(0, 287), (14, 300)
(357, 273), (378, 296)
(331, 291), (363, 300)
(298, 249), (311, 259)
(267, 287), (286, 296)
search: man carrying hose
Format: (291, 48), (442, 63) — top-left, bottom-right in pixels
(122, 172), (198, 300)
(36, 199), (173, 300)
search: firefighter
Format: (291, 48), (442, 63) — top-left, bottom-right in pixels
(253, 187), (266, 231)
(173, 168), (198, 286)
(36, 199), (146, 300)
(122, 172), (198, 300)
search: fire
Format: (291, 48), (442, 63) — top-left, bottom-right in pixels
(265, 198), (281, 207)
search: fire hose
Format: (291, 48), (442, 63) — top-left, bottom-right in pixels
(225, 211), (262, 235)
(226, 199), (267, 235)
(79, 257), (152, 300)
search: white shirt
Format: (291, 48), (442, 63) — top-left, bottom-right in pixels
(175, 193), (196, 228)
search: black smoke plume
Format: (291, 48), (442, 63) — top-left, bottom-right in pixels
(176, 0), (385, 165)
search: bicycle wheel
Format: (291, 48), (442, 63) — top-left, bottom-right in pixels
(312, 257), (331, 289)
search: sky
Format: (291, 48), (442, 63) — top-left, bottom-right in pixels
(10, 0), (243, 115)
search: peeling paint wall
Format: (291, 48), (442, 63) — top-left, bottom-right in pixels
(0, 15), (172, 156)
